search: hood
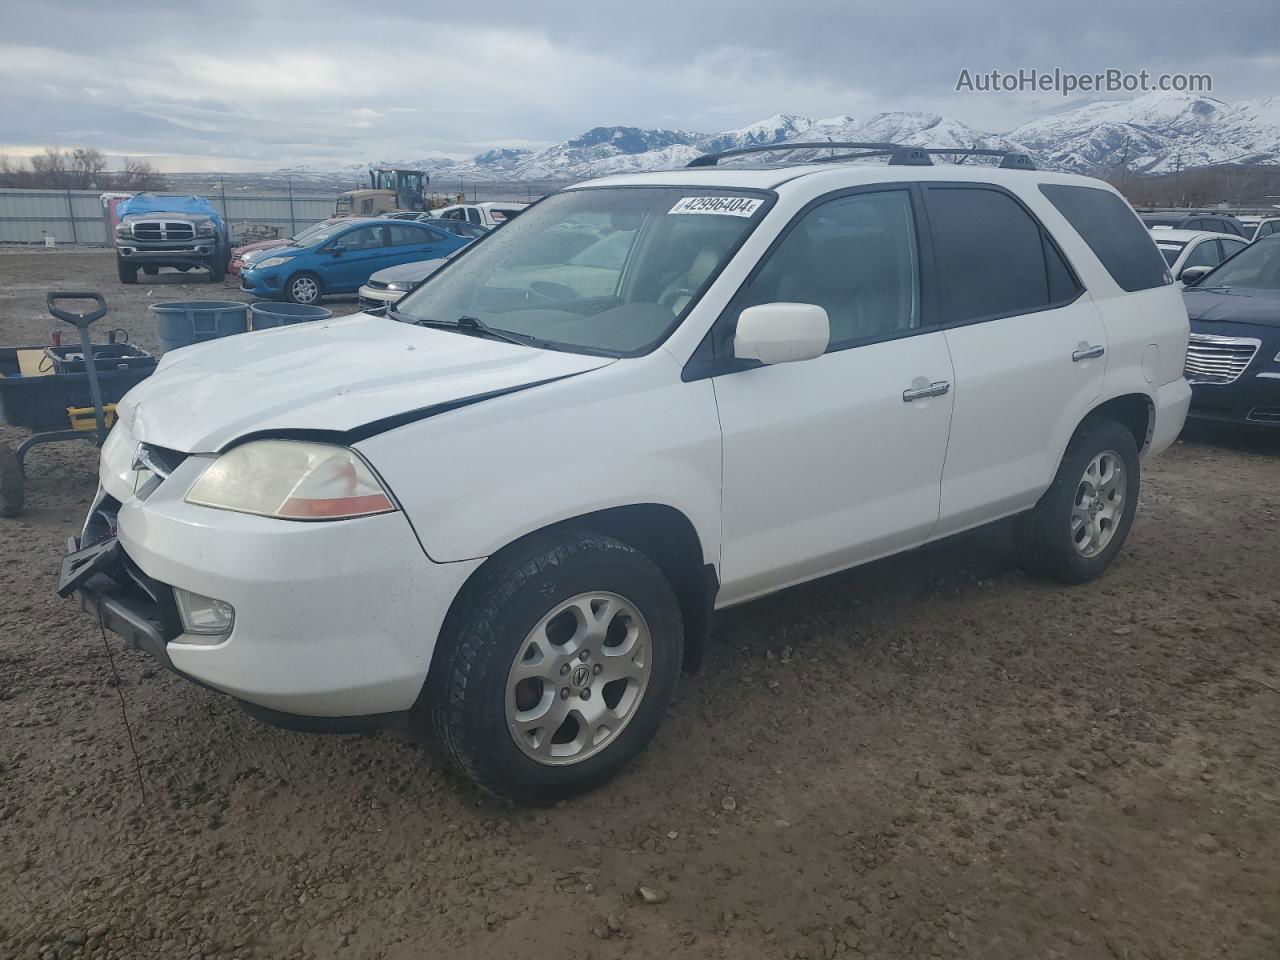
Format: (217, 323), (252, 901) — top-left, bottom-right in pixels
(370, 258), (447, 284)
(1183, 288), (1280, 329)
(117, 314), (614, 452)
(234, 238), (290, 256)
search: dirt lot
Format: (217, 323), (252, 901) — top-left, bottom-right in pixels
(2, 248), (1278, 960)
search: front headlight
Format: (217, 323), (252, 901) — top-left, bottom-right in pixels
(384, 281), (412, 292)
(115, 222), (132, 238)
(195, 220), (215, 238)
(252, 255), (293, 270)
(185, 441), (397, 520)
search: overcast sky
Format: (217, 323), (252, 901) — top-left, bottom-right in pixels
(1, 0), (1277, 171)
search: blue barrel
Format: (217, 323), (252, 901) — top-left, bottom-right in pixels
(150, 301), (249, 353)
(249, 302), (332, 330)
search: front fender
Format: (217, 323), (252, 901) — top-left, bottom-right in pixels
(355, 356), (723, 568)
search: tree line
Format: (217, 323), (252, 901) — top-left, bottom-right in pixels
(1103, 163), (1280, 212)
(0, 147), (167, 192)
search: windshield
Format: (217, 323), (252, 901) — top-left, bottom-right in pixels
(1156, 241), (1186, 266)
(394, 187), (769, 356)
(1196, 237), (1280, 291)
(290, 220), (340, 243)
(294, 221), (360, 248)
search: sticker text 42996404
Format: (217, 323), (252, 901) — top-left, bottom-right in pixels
(668, 196), (763, 217)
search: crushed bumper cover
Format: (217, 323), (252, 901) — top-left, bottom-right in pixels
(59, 535), (408, 734)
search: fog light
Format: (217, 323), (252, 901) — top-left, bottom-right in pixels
(173, 588), (235, 638)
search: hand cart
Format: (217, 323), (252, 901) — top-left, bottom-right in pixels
(0, 292), (157, 517)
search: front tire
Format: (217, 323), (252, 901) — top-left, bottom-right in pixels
(422, 530), (683, 804)
(116, 257), (137, 284)
(285, 272), (322, 304)
(1015, 418), (1140, 584)
(207, 256), (225, 282)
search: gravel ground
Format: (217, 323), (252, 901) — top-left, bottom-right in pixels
(2, 249), (1279, 960)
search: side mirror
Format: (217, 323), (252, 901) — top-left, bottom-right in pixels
(1179, 265), (1212, 286)
(734, 302), (829, 365)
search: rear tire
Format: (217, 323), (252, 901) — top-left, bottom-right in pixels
(116, 258), (137, 284)
(1015, 418), (1140, 584)
(0, 444), (24, 518)
(207, 257), (225, 282)
(421, 530), (683, 805)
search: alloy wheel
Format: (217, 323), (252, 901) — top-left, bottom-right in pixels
(505, 591), (652, 766)
(291, 276), (319, 303)
(1071, 449), (1125, 558)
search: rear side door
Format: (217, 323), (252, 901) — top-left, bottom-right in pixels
(924, 183), (1106, 537)
(712, 186), (956, 604)
(387, 223), (457, 267)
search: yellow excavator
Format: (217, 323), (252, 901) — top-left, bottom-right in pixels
(336, 168), (429, 216)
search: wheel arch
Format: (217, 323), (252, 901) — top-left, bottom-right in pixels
(438, 503), (718, 675)
(1081, 393), (1155, 454)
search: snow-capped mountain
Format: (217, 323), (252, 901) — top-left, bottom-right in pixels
(699, 113), (813, 153)
(276, 93), (1280, 184)
(1008, 92), (1280, 172)
(804, 111), (1024, 153)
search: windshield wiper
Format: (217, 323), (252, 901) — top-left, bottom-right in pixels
(414, 315), (540, 348)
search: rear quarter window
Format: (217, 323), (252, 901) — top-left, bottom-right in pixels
(1041, 184), (1170, 292)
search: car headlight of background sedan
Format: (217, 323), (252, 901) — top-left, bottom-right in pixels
(252, 256), (293, 270)
(185, 440), (397, 520)
(384, 281), (412, 292)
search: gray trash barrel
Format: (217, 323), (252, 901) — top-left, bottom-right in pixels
(249, 302), (332, 330)
(150, 301), (249, 353)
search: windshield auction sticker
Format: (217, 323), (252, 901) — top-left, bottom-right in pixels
(668, 196), (763, 217)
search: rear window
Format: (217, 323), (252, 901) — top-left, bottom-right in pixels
(925, 186), (1082, 325)
(1047, 185), (1170, 291)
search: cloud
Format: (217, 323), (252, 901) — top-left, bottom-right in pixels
(0, 0), (1276, 169)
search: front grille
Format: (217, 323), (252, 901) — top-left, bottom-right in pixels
(1184, 334), (1261, 384)
(134, 443), (188, 480)
(132, 221), (196, 242)
(1247, 406), (1280, 424)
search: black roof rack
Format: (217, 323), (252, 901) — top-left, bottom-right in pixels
(686, 141), (1037, 170)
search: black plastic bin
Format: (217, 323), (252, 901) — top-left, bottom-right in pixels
(0, 345), (157, 431)
(150, 300), (248, 353)
(43, 342), (155, 375)
(249, 302), (332, 329)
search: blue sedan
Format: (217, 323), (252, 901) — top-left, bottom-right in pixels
(239, 218), (468, 304)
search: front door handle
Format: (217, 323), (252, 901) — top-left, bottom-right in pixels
(902, 380), (951, 402)
(1072, 344), (1105, 362)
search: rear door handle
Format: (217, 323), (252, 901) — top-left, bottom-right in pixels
(1072, 344), (1105, 362)
(902, 380), (951, 402)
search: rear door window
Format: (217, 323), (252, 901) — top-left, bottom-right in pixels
(925, 185), (1082, 325)
(1039, 184), (1170, 292)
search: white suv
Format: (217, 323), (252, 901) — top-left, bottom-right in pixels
(61, 146), (1191, 803)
